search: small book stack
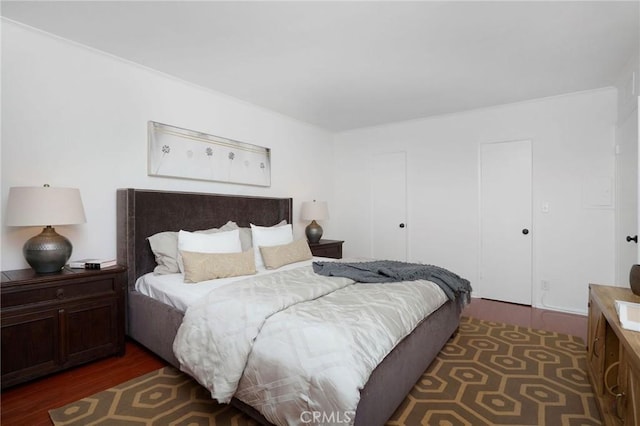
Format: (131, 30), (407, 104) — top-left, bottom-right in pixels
(615, 300), (640, 332)
(68, 258), (117, 270)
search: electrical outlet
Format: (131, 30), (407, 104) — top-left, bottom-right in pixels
(541, 280), (550, 291)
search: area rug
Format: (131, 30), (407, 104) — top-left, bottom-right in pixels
(49, 317), (601, 425)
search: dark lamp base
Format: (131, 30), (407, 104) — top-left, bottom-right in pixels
(23, 226), (73, 274)
(630, 264), (640, 296)
(305, 220), (323, 244)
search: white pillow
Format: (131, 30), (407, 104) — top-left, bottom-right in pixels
(250, 223), (293, 269)
(177, 228), (242, 272)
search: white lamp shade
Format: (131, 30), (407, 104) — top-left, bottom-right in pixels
(6, 186), (86, 227)
(300, 201), (329, 221)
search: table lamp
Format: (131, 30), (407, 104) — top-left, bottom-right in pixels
(300, 200), (329, 244)
(5, 185), (86, 274)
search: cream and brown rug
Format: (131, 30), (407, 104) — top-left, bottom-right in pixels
(49, 317), (601, 425)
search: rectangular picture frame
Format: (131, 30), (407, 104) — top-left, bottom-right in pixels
(148, 121), (271, 187)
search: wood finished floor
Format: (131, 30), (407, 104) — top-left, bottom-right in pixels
(0, 298), (588, 426)
(462, 297), (588, 342)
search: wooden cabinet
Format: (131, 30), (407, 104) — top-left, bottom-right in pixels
(1, 266), (126, 389)
(587, 284), (640, 425)
(308, 239), (344, 259)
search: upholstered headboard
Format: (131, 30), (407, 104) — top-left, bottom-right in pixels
(116, 188), (293, 290)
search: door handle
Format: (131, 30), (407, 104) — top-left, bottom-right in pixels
(399, 223), (406, 228)
(627, 235), (638, 243)
(522, 229), (529, 235)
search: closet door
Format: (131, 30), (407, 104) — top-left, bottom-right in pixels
(480, 140), (532, 305)
(371, 151), (407, 261)
(615, 102), (638, 284)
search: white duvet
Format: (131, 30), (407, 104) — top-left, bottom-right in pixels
(173, 264), (447, 426)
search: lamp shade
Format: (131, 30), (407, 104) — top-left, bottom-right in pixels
(6, 186), (86, 227)
(300, 201), (329, 221)
(5, 186), (86, 274)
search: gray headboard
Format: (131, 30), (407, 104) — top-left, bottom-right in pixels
(116, 188), (293, 290)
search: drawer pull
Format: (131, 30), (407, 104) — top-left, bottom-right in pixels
(56, 288), (65, 299)
(592, 337), (600, 358)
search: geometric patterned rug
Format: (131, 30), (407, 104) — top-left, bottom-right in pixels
(387, 317), (601, 426)
(49, 316), (601, 426)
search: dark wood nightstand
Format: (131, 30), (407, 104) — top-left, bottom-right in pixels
(1, 266), (126, 389)
(308, 239), (344, 259)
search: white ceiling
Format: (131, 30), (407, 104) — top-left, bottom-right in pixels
(2, 1), (639, 131)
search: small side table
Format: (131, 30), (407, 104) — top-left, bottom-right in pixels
(1, 266), (126, 389)
(308, 239), (344, 259)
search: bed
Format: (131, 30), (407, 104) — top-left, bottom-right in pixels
(116, 188), (464, 426)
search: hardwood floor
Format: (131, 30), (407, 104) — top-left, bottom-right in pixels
(0, 341), (166, 426)
(0, 298), (587, 425)
(462, 297), (588, 342)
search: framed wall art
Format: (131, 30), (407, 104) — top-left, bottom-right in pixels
(148, 121), (271, 187)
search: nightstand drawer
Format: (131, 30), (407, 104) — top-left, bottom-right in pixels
(1, 278), (117, 309)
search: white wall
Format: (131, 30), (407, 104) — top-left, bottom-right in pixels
(1, 20), (335, 270)
(0, 20), (623, 316)
(333, 89), (617, 315)
(616, 54), (640, 125)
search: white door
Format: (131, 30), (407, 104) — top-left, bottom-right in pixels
(371, 151), (407, 261)
(616, 104), (639, 283)
(480, 140), (532, 305)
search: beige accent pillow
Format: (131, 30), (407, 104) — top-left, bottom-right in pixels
(260, 239), (312, 270)
(181, 249), (256, 283)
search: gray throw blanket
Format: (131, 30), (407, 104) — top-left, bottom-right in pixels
(312, 260), (472, 304)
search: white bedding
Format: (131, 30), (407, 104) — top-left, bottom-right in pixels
(172, 263), (448, 426)
(135, 258), (329, 312)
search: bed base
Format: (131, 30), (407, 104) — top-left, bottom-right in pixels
(354, 299), (459, 426)
(128, 287), (460, 426)
(128, 290), (182, 366)
(117, 188), (461, 426)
